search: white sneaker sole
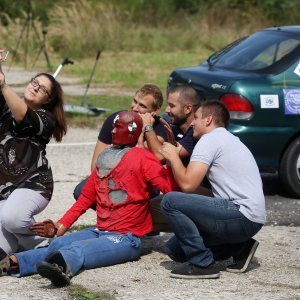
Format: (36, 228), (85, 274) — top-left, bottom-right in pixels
(226, 240), (259, 273)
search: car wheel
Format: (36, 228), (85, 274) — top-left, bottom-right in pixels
(279, 137), (300, 198)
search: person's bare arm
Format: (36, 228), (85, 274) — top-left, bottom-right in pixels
(160, 142), (209, 192)
(141, 113), (191, 163)
(139, 113), (165, 159)
(144, 130), (165, 160)
(0, 63), (27, 122)
(90, 140), (109, 171)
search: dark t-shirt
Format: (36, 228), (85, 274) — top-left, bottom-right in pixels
(98, 110), (167, 143)
(172, 125), (198, 167)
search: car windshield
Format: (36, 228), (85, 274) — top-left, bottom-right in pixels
(208, 30), (300, 71)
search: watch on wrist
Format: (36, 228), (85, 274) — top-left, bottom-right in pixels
(144, 125), (154, 132)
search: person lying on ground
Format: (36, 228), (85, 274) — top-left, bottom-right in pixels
(0, 110), (178, 287)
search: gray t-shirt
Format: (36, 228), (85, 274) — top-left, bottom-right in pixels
(190, 127), (266, 224)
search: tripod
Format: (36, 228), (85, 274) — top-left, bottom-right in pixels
(9, 1), (51, 71)
(31, 29), (52, 71)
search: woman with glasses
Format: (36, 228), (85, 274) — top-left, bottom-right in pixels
(0, 60), (67, 255)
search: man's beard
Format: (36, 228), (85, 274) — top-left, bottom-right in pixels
(171, 115), (187, 126)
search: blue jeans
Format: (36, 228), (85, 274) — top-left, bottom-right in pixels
(161, 192), (262, 267)
(73, 178), (88, 200)
(15, 228), (141, 277)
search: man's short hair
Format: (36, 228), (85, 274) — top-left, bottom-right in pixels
(167, 84), (201, 112)
(200, 100), (230, 129)
(135, 84), (163, 110)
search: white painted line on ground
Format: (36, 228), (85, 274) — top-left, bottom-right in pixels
(48, 142), (95, 147)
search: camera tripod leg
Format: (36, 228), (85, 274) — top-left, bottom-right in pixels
(31, 22), (52, 71)
(8, 16), (29, 71)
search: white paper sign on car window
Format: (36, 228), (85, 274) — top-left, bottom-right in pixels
(294, 62), (300, 77)
(260, 95), (279, 108)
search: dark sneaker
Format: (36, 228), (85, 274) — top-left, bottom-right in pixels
(170, 263), (220, 279)
(37, 261), (71, 287)
(145, 230), (160, 238)
(226, 239), (259, 273)
(0, 247), (10, 276)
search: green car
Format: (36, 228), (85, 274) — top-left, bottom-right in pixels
(168, 26), (300, 197)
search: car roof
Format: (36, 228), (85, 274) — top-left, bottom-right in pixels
(263, 26), (300, 34)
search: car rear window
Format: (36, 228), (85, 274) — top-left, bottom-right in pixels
(209, 30), (300, 72)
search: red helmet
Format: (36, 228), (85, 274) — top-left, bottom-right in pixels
(111, 110), (143, 146)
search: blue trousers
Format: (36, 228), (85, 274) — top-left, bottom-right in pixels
(161, 192), (262, 267)
(15, 228), (141, 277)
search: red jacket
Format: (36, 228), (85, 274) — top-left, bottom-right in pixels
(59, 147), (178, 236)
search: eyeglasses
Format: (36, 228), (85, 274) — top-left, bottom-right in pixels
(30, 78), (50, 97)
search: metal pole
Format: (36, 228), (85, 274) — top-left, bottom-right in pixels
(81, 50), (101, 106)
(53, 58), (74, 78)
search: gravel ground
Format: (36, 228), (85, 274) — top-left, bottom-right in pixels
(0, 127), (299, 300)
(1, 67), (299, 299)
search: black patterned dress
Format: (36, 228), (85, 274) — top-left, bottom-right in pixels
(0, 94), (55, 201)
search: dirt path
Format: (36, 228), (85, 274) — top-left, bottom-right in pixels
(3, 65), (134, 97)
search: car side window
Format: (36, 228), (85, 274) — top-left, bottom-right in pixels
(253, 39), (299, 67)
(212, 30), (300, 72)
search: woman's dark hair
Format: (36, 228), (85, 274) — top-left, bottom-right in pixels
(35, 73), (67, 142)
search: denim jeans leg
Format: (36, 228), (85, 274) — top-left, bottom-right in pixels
(165, 235), (186, 262)
(161, 192), (214, 267)
(59, 230), (141, 276)
(15, 247), (49, 276)
(73, 177), (88, 200)
(161, 192), (261, 267)
(15, 227), (98, 277)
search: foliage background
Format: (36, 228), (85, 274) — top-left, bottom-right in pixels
(1, 0), (299, 57)
(0, 0), (299, 124)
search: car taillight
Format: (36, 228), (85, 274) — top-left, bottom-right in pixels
(220, 93), (254, 120)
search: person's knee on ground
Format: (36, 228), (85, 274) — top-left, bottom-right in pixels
(73, 177), (88, 200)
(0, 209), (29, 234)
(73, 178), (96, 210)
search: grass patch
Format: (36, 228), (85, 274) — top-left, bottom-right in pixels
(69, 224), (94, 232)
(64, 94), (132, 128)
(67, 284), (115, 300)
(57, 50), (209, 93)
(65, 95), (132, 113)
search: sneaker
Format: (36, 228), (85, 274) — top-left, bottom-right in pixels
(170, 263), (220, 279)
(0, 247), (10, 276)
(226, 239), (259, 273)
(37, 261), (71, 287)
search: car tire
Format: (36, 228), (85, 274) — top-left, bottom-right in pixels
(279, 137), (300, 198)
